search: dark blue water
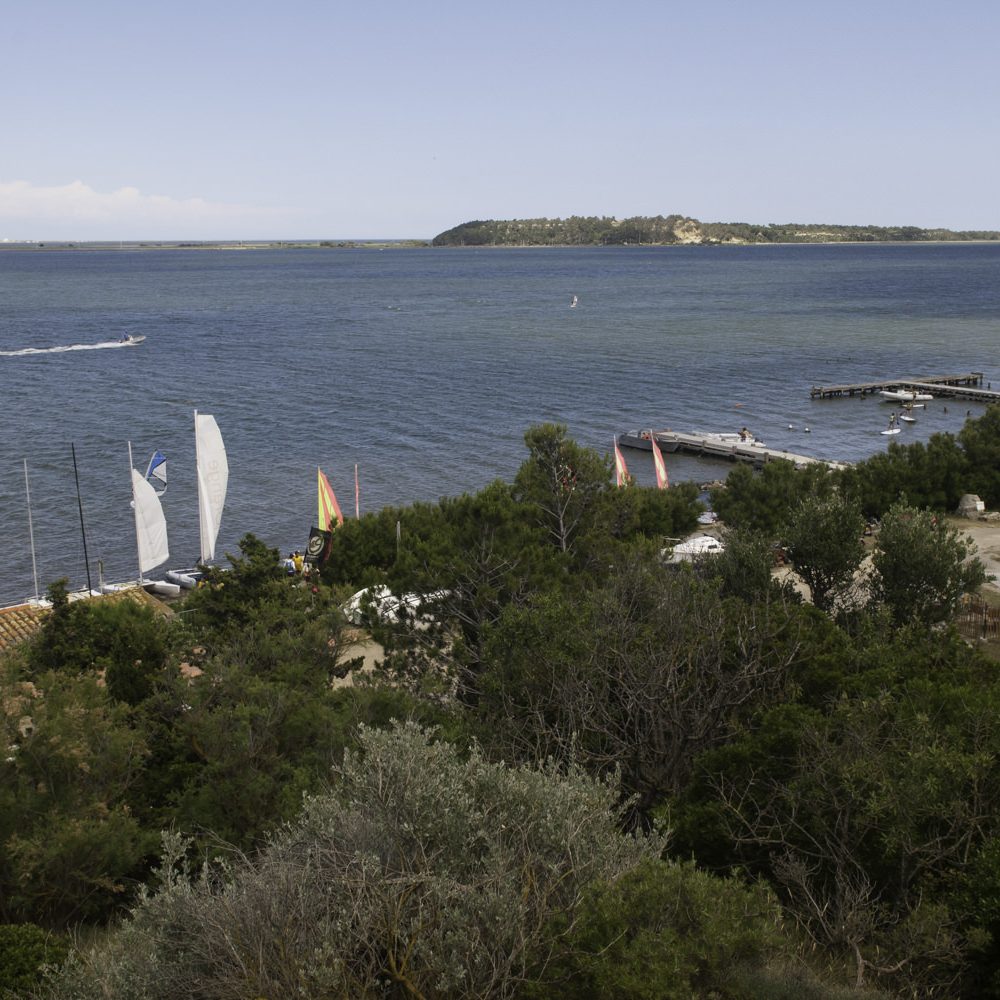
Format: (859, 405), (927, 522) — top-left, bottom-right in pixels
(1, 243), (998, 605)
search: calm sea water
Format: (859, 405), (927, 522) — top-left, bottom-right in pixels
(1, 243), (998, 605)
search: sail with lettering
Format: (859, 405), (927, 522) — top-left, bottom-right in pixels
(195, 411), (228, 562)
(650, 431), (669, 489)
(130, 443), (169, 577)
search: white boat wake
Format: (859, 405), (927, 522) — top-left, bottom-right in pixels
(0, 338), (142, 357)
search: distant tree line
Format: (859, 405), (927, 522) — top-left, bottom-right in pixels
(432, 216), (1000, 246)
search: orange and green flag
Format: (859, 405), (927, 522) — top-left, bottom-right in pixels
(318, 467), (344, 531)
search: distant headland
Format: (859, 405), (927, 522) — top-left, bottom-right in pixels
(430, 216), (1000, 247)
(4, 218), (1000, 251)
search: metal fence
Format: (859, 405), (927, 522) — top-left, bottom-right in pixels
(957, 596), (1000, 641)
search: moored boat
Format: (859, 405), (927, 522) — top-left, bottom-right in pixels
(879, 389), (933, 402)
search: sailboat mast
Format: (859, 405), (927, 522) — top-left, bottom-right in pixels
(128, 441), (144, 584)
(194, 409), (204, 563)
(22, 459), (39, 602)
(71, 443), (94, 594)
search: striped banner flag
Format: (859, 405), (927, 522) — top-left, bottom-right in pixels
(318, 468), (344, 531)
(614, 439), (631, 487)
(650, 432), (669, 489)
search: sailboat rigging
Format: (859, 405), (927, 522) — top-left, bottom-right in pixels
(23, 459), (40, 602)
(71, 443), (94, 594)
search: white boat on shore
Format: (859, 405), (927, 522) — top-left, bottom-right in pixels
(666, 534), (725, 563)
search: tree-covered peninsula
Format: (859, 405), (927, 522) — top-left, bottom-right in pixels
(432, 215), (1000, 247)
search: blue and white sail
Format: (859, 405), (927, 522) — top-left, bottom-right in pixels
(144, 450), (167, 496)
(195, 411), (228, 563)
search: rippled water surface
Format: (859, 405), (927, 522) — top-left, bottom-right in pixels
(1, 243), (998, 604)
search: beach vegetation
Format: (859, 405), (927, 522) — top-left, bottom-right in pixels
(8, 421), (1000, 997)
(783, 493), (866, 613)
(871, 502), (989, 627)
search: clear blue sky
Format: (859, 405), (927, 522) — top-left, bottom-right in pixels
(4, 0), (997, 240)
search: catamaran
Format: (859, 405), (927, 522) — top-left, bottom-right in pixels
(165, 410), (229, 589)
(128, 441), (173, 593)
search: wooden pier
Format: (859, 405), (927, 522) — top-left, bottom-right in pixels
(618, 430), (845, 470)
(810, 372), (991, 400)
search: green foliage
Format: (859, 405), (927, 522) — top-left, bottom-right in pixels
(478, 548), (802, 818)
(871, 503), (989, 627)
(513, 422), (612, 555)
(26, 583), (167, 696)
(37, 723), (664, 1000)
(959, 405), (1000, 507)
(712, 461), (835, 535)
(839, 432), (968, 517)
(706, 526), (798, 604)
(431, 216), (1000, 247)
(526, 859), (785, 1000)
(676, 648), (1000, 995)
(783, 493), (865, 613)
(0, 662), (154, 927)
(0, 922), (69, 995)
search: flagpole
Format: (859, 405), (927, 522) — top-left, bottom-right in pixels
(23, 459), (40, 602)
(71, 443), (94, 594)
(355, 463), (360, 519)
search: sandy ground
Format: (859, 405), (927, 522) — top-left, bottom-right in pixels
(770, 515), (1000, 601)
(331, 628), (385, 688)
(947, 516), (1000, 593)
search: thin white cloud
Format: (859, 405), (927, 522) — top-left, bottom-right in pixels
(0, 178), (281, 238)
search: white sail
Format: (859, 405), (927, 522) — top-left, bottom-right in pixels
(195, 412), (228, 562)
(132, 468), (169, 574)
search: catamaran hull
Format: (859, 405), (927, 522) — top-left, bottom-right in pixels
(165, 568), (203, 589)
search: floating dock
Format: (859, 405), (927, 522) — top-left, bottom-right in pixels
(618, 431), (845, 469)
(810, 372), (993, 400)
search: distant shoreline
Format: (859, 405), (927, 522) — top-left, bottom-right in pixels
(3, 239), (1000, 252)
(0, 240), (431, 252)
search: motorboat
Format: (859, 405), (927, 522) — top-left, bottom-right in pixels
(879, 389), (932, 402)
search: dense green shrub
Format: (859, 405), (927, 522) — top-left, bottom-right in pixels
(525, 859), (785, 999)
(37, 723), (663, 999)
(0, 922), (68, 994)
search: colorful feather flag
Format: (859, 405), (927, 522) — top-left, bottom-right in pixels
(318, 467), (344, 531)
(614, 439), (631, 487)
(650, 432), (669, 489)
